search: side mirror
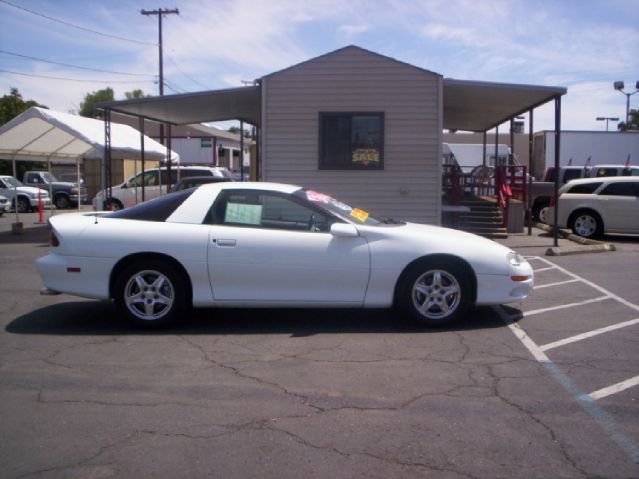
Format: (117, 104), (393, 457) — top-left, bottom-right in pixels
(330, 223), (359, 238)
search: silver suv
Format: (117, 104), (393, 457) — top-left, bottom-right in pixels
(93, 166), (232, 210)
(550, 177), (639, 238)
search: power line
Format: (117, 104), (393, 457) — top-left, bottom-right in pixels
(0, 49), (155, 77)
(0, 0), (157, 46)
(165, 54), (209, 89)
(0, 69), (157, 84)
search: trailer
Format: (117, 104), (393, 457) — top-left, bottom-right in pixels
(532, 130), (639, 179)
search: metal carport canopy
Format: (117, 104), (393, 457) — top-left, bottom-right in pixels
(98, 80), (565, 132)
(443, 79), (566, 132)
(98, 86), (261, 126)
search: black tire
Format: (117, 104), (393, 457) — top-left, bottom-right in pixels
(569, 210), (603, 239)
(532, 199), (550, 223)
(105, 198), (123, 211)
(54, 194), (71, 209)
(113, 259), (189, 327)
(395, 258), (473, 327)
(14, 196), (30, 213)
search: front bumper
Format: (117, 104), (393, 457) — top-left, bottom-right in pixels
(28, 197), (51, 208)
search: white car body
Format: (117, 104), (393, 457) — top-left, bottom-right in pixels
(0, 175), (51, 211)
(92, 166), (233, 210)
(39, 182), (533, 327)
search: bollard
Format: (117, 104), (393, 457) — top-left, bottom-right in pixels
(37, 189), (44, 224)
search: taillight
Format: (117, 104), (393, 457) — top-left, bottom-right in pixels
(48, 222), (59, 247)
(549, 192), (562, 207)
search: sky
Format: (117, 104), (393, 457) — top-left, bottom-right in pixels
(1, 0), (638, 132)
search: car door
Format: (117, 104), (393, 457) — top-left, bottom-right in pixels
(597, 181), (639, 232)
(206, 190), (371, 305)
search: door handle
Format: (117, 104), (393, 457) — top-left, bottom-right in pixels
(215, 239), (236, 247)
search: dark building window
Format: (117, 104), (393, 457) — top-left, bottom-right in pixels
(319, 112), (384, 170)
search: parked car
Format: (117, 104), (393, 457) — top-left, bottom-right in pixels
(22, 170), (88, 209)
(0, 194), (10, 216)
(38, 182), (533, 328)
(531, 166), (592, 223)
(92, 166), (233, 210)
(0, 175), (51, 213)
(549, 177), (639, 238)
(588, 164), (639, 178)
(170, 175), (233, 192)
(543, 165), (591, 183)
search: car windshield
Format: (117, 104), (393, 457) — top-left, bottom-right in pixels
(218, 168), (234, 179)
(294, 189), (386, 226)
(2, 177), (23, 187)
(42, 172), (57, 182)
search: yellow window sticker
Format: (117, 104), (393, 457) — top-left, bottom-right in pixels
(350, 208), (369, 222)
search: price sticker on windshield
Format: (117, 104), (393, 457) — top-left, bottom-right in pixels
(350, 208), (369, 222)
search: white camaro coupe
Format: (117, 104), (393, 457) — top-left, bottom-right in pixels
(37, 182), (533, 327)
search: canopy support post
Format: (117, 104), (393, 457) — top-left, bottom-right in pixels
(139, 117), (145, 202)
(104, 108), (112, 210)
(240, 120), (245, 181)
(528, 108), (534, 236)
(552, 96), (561, 247)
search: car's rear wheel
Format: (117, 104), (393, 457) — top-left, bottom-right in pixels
(396, 258), (472, 327)
(105, 198), (123, 211)
(114, 259), (188, 327)
(569, 210), (603, 238)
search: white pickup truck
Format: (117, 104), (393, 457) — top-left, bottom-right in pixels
(0, 175), (51, 213)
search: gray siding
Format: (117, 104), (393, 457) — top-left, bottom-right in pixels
(262, 47), (442, 224)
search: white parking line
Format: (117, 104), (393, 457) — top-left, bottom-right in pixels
(535, 278), (580, 289)
(589, 376), (639, 401)
(524, 296), (610, 317)
(540, 317), (639, 352)
(495, 305), (639, 463)
(532, 266), (556, 273)
(533, 257), (639, 314)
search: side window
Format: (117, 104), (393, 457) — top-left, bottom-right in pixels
(180, 169), (209, 179)
(594, 168), (619, 177)
(210, 191), (332, 232)
(563, 169), (583, 182)
(567, 182), (603, 194)
(129, 171), (158, 187)
(599, 182), (637, 197)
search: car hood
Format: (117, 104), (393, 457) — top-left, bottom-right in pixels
(358, 221), (517, 275)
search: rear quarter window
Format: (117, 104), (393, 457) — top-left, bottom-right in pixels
(106, 189), (194, 221)
(567, 182), (603, 194)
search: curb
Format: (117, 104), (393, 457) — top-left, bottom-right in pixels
(534, 222), (616, 256)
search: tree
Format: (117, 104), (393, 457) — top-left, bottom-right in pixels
(79, 87), (114, 118)
(227, 126), (252, 138)
(124, 89), (148, 100)
(617, 109), (639, 131)
(0, 87), (47, 126)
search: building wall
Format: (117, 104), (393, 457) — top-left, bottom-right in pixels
(262, 47), (443, 224)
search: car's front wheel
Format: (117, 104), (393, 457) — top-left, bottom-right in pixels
(396, 258), (473, 327)
(114, 259), (189, 327)
(569, 210), (603, 238)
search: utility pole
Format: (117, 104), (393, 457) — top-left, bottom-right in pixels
(141, 7), (178, 189)
(141, 8), (179, 96)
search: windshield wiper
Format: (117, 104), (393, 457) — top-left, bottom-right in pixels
(382, 217), (405, 224)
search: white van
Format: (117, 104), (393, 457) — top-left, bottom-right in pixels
(93, 166), (232, 210)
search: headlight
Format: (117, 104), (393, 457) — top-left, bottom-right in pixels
(70, 187), (79, 194)
(507, 252), (527, 267)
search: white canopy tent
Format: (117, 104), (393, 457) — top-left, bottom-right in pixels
(0, 107), (178, 162)
(0, 107), (179, 225)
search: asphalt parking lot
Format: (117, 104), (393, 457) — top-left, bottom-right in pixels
(1, 211), (638, 478)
